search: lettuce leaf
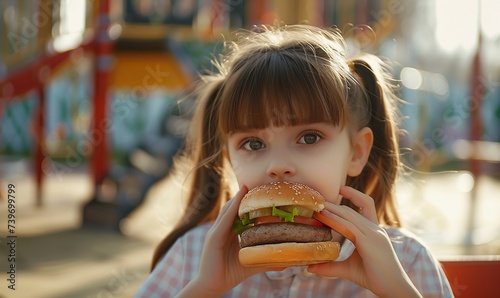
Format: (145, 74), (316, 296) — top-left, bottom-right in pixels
(272, 205), (298, 222)
(232, 213), (254, 235)
(232, 206), (299, 235)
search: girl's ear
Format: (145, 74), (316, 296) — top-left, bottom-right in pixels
(348, 127), (373, 177)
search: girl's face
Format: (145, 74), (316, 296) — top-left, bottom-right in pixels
(226, 122), (372, 204)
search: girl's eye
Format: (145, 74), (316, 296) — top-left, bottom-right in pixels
(242, 139), (265, 151)
(298, 133), (321, 145)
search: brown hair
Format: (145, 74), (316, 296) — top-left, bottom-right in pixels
(151, 24), (402, 270)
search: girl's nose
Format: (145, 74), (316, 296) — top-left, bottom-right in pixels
(266, 158), (296, 179)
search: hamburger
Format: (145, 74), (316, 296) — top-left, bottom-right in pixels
(233, 181), (343, 267)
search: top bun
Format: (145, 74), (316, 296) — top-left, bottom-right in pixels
(238, 181), (325, 217)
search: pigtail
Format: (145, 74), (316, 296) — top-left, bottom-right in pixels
(346, 56), (401, 227)
(150, 80), (229, 270)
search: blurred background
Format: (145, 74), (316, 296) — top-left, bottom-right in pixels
(0, 0), (499, 297)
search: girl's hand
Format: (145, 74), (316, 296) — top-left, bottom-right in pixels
(307, 186), (421, 298)
(177, 185), (283, 297)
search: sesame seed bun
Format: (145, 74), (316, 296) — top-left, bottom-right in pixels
(238, 181), (325, 218)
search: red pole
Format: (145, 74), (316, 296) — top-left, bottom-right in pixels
(92, 0), (113, 186)
(34, 86), (45, 207)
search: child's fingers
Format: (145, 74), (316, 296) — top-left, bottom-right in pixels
(314, 210), (357, 244)
(318, 198), (384, 250)
(212, 185), (248, 228)
(339, 186), (378, 223)
(314, 186), (378, 246)
(323, 201), (379, 239)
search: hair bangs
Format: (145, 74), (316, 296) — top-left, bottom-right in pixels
(219, 49), (348, 134)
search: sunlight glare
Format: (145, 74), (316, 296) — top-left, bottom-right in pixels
(435, 0), (478, 53)
(400, 67), (422, 90)
(52, 0), (86, 52)
(457, 172), (475, 193)
(481, 0), (500, 39)
(60, 0), (86, 35)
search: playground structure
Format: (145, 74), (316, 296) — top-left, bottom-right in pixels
(1, 0), (114, 206)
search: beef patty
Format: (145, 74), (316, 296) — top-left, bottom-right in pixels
(239, 222), (336, 248)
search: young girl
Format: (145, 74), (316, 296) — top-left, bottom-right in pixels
(136, 24), (453, 297)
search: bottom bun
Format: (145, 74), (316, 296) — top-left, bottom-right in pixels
(239, 241), (340, 268)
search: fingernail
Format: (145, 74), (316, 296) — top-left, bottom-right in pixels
(306, 265), (316, 273)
